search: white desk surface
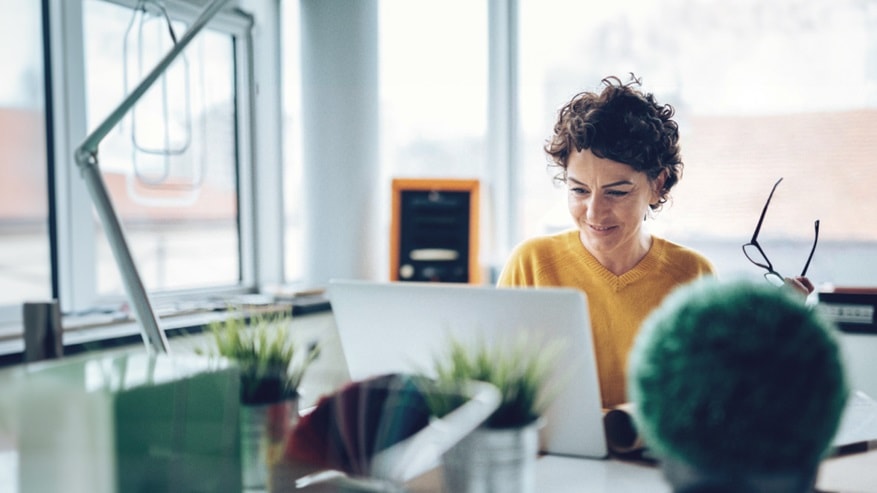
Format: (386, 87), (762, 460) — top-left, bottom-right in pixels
(2, 447), (877, 493)
(402, 450), (877, 493)
(270, 448), (877, 493)
(2, 314), (877, 492)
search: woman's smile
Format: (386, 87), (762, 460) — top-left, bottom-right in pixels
(587, 223), (616, 232)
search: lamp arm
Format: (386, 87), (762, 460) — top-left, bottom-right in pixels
(73, 0), (234, 354)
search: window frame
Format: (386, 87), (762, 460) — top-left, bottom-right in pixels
(13, 0), (282, 334)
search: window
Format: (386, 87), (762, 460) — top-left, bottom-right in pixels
(517, 0), (877, 287)
(282, 0), (303, 284)
(378, 0), (489, 278)
(83, 0), (241, 296)
(0, 1), (51, 321)
(378, 0), (488, 180)
(0, 0), (268, 354)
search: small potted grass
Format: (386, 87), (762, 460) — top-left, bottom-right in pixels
(198, 308), (320, 490)
(420, 334), (559, 493)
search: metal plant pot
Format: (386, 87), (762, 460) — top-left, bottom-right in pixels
(240, 398), (298, 490)
(441, 420), (541, 493)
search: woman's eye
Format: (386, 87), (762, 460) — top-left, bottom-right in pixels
(607, 190), (629, 197)
(569, 187), (588, 195)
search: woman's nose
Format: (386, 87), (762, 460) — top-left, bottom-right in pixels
(586, 195), (605, 221)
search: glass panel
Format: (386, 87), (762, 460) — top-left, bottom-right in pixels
(282, 0), (303, 283)
(378, 0), (489, 182)
(518, 0), (877, 287)
(0, 1), (51, 308)
(83, 0), (240, 295)
(378, 0), (488, 284)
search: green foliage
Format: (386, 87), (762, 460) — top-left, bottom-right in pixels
(421, 334), (560, 429)
(629, 278), (848, 473)
(198, 309), (320, 405)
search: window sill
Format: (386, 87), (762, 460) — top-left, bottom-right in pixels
(0, 293), (331, 367)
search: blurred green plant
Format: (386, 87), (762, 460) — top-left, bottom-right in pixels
(198, 308), (320, 405)
(420, 334), (561, 429)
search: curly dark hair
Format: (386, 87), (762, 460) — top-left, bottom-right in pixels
(545, 74), (682, 210)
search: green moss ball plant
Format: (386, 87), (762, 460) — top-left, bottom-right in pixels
(628, 278), (848, 479)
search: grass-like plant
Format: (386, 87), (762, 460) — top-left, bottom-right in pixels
(420, 334), (559, 429)
(199, 309), (320, 405)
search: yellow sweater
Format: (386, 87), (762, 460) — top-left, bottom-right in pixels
(497, 229), (715, 408)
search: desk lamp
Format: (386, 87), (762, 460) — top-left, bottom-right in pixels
(628, 279), (848, 493)
(15, 2), (245, 492)
(74, 0), (235, 354)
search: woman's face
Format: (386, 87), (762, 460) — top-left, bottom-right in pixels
(566, 149), (662, 264)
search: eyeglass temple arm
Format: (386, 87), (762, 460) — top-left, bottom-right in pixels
(750, 178), (783, 242)
(801, 219), (820, 277)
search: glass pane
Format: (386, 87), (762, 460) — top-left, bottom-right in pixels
(0, 1), (51, 308)
(84, 0), (240, 295)
(378, 1), (488, 182)
(379, 0), (488, 283)
(518, 0), (877, 287)
(282, 0), (303, 283)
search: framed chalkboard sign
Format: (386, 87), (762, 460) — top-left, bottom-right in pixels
(390, 178), (480, 283)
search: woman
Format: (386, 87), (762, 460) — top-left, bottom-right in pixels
(497, 75), (714, 408)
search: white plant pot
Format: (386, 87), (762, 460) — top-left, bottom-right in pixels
(441, 420), (541, 493)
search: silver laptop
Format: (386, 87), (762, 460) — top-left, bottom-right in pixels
(327, 279), (608, 459)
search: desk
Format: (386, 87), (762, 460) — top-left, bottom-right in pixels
(271, 449), (877, 493)
(2, 448), (876, 493)
(0, 452), (665, 492)
(364, 456), (670, 493)
(2, 312), (877, 492)
(818, 446), (877, 492)
(521, 452), (877, 493)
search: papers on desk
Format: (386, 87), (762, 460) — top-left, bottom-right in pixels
(832, 390), (877, 447)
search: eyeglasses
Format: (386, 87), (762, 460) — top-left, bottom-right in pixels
(742, 177), (819, 286)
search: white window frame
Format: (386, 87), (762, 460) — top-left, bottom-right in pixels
(44, 0), (283, 320)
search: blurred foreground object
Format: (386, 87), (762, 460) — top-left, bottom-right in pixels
(629, 278), (848, 493)
(277, 373), (499, 491)
(9, 353), (241, 493)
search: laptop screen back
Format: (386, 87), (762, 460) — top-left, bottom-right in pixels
(327, 279), (608, 459)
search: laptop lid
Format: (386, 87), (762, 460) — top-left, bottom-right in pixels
(327, 279), (608, 459)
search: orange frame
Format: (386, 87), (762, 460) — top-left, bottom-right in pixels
(390, 178), (480, 284)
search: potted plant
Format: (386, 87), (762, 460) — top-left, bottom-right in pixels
(198, 308), (320, 489)
(419, 334), (560, 493)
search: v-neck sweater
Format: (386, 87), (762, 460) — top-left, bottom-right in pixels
(497, 229), (715, 408)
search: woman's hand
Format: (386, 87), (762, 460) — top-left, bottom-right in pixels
(784, 276), (814, 296)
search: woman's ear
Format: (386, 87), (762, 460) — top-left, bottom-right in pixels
(651, 169), (669, 204)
